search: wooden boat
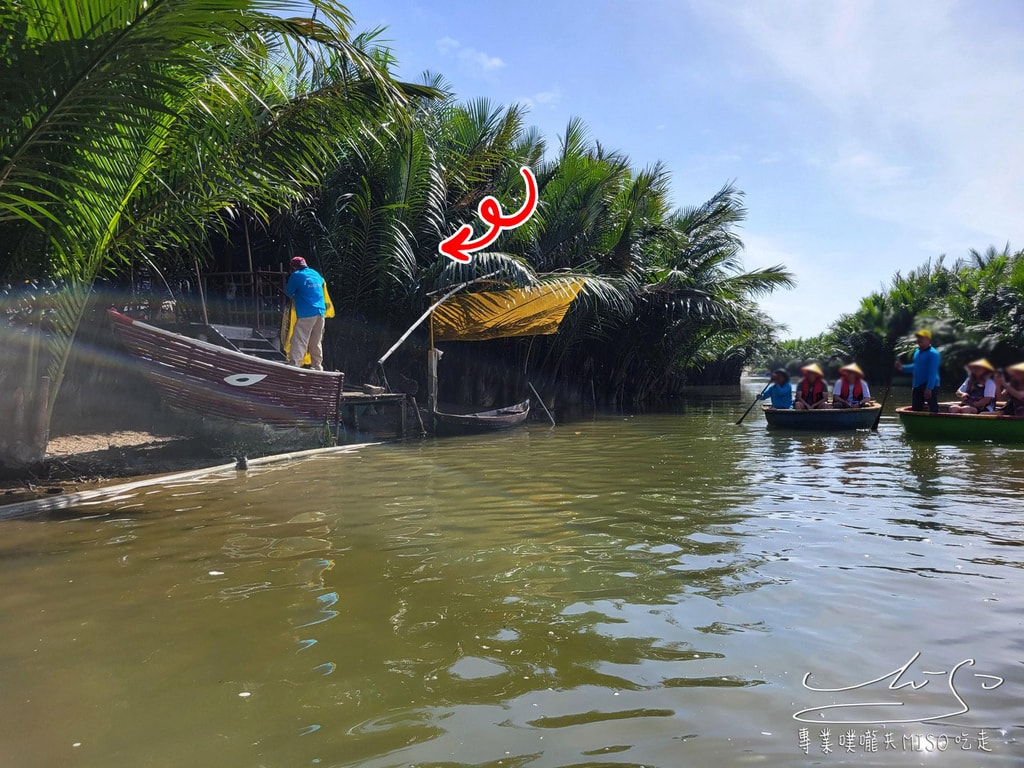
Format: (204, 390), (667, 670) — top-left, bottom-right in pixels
(433, 399), (531, 434)
(378, 279), (582, 435)
(897, 406), (1024, 443)
(763, 403), (881, 431)
(108, 309), (344, 448)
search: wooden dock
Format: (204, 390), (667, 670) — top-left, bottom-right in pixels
(340, 390), (417, 439)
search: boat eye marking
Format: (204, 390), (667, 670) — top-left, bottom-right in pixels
(224, 373), (267, 387)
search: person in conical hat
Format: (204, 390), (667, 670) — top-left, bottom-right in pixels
(832, 363), (872, 409)
(995, 362), (1024, 416)
(795, 363), (829, 410)
(949, 358), (996, 414)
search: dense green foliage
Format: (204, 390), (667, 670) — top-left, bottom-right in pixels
(0, 0), (429, 460)
(1, 0), (794, 434)
(756, 334), (847, 377)
(300, 96), (793, 403)
(756, 246), (1024, 382)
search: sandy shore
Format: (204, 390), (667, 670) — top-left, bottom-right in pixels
(0, 431), (220, 505)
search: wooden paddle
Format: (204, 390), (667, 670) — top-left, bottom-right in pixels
(736, 384), (771, 425)
(871, 358), (895, 432)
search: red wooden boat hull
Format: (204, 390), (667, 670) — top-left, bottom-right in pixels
(108, 309), (344, 429)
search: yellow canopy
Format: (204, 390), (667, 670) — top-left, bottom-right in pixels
(432, 281), (583, 342)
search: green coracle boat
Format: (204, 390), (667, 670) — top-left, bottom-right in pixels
(762, 404), (881, 431)
(897, 406), (1024, 443)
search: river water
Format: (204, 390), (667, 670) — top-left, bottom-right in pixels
(1, 383), (1023, 767)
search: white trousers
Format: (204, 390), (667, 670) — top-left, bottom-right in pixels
(289, 314), (325, 370)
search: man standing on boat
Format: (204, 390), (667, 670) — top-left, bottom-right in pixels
(896, 329), (941, 413)
(284, 256), (327, 371)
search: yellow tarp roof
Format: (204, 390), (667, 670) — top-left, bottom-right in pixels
(432, 280), (583, 342)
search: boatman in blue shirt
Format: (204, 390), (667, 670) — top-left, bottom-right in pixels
(284, 256), (327, 370)
(758, 369), (794, 409)
(896, 329), (941, 413)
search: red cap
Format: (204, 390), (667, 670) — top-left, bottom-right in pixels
(290, 256), (307, 269)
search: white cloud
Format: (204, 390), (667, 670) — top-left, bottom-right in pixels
(827, 147), (911, 190)
(519, 89), (561, 110)
(435, 36), (505, 72)
(435, 36), (458, 54)
(741, 232), (877, 338)
(699, 0), (1024, 242)
(688, 0), (1024, 334)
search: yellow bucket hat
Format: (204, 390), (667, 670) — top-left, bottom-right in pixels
(840, 363), (864, 377)
(966, 358), (995, 373)
(914, 329), (932, 340)
(800, 363), (824, 377)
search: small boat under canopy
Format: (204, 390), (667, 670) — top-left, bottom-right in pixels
(380, 279), (583, 434)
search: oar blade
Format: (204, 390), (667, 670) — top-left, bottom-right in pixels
(736, 385), (770, 425)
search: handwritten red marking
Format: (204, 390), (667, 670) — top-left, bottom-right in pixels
(439, 166), (538, 263)
(478, 166), (538, 229)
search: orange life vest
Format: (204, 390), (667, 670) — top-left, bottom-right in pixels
(799, 377), (827, 403)
(839, 379), (864, 402)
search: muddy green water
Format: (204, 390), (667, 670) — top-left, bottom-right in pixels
(2, 384), (1024, 767)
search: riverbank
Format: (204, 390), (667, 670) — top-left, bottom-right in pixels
(0, 430), (219, 505)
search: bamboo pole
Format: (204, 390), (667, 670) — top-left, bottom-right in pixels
(377, 272), (500, 367)
(872, 356), (895, 432)
(408, 396), (427, 436)
(427, 348), (441, 415)
(243, 215), (258, 331)
(528, 381), (556, 427)
(193, 258), (210, 326)
(34, 375), (50, 458)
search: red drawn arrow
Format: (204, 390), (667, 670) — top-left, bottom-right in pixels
(479, 166), (538, 229)
(439, 166), (538, 263)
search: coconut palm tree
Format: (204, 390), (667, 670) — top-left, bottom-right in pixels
(826, 248), (1024, 381)
(0, 0), (430, 463)
(490, 128), (792, 404)
(564, 184), (793, 403)
(297, 102), (794, 405)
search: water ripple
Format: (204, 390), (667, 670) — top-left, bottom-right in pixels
(5, 392), (1024, 766)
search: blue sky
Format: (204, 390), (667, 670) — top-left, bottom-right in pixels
(334, 0), (1024, 338)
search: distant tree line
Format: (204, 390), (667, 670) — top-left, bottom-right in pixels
(755, 246), (1024, 382)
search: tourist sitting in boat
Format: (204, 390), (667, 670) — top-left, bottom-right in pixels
(758, 369), (793, 409)
(949, 358), (997, 414)
(995, 363), (1024, 416)
(831, 363), (872, 408)
(795, 363), (829, 410)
